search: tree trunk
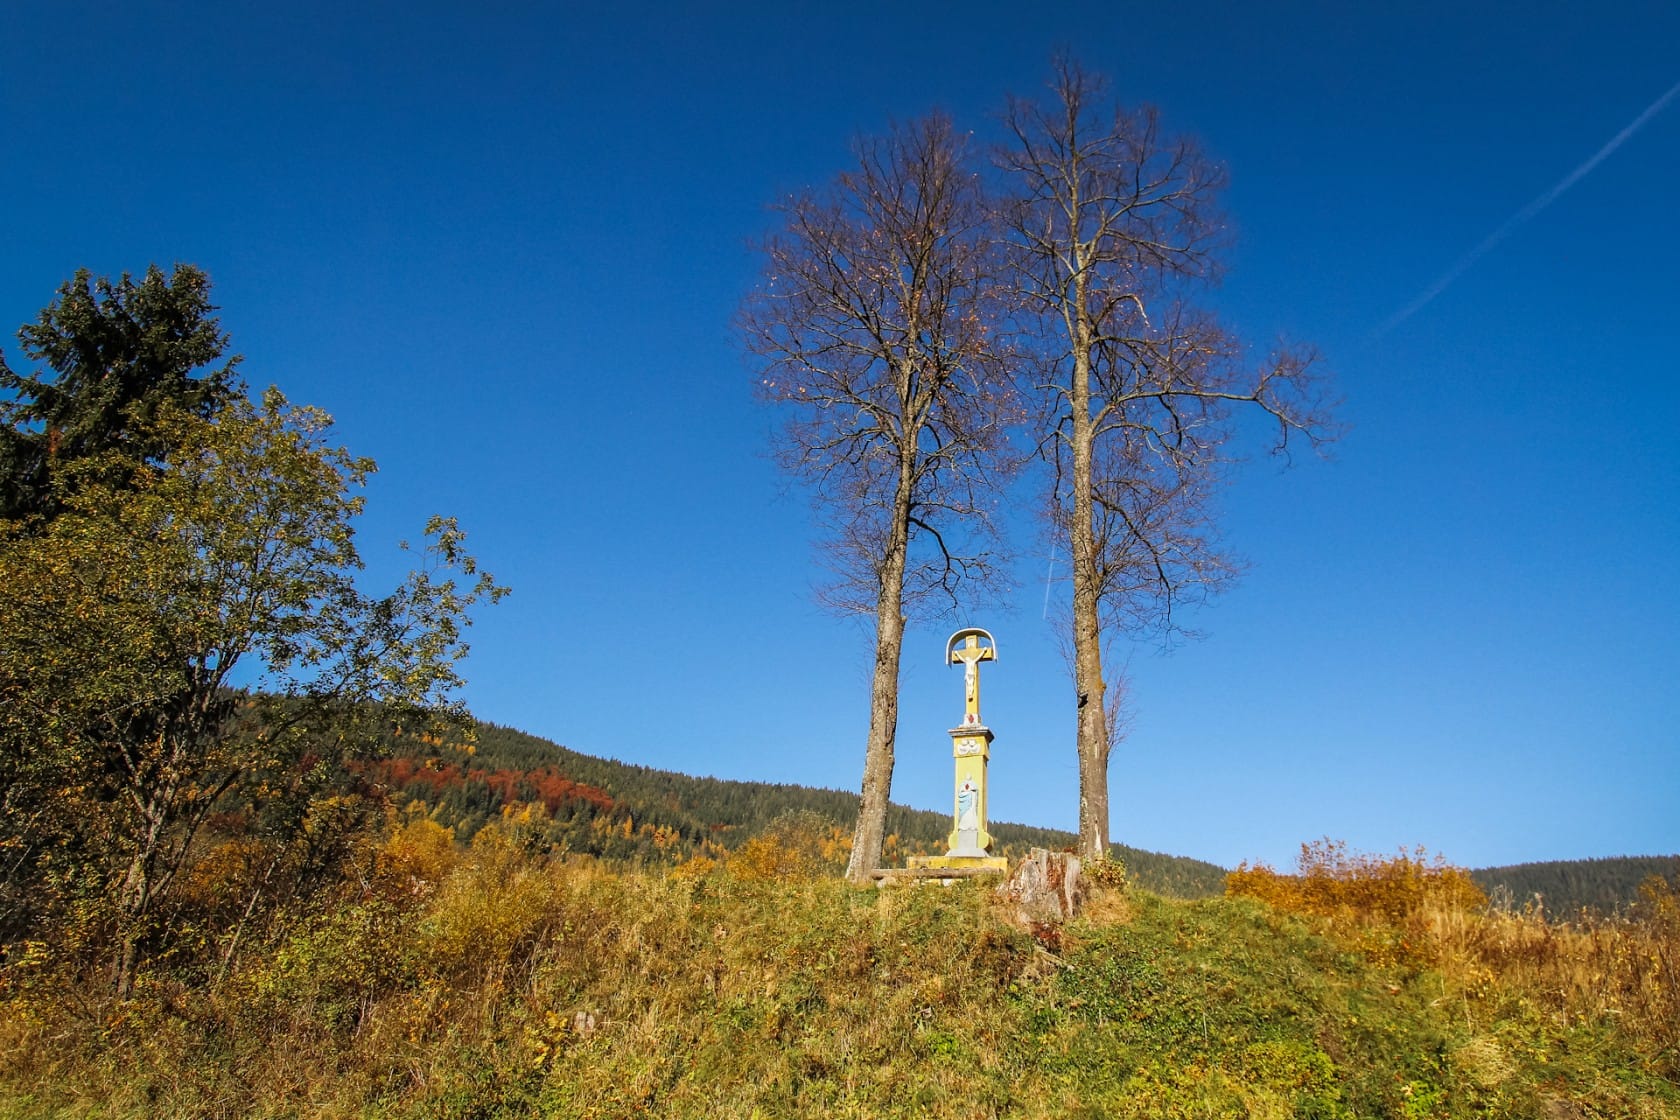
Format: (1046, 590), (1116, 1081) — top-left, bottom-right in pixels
(115, 848), (153, 998)
(1069, 291), (1111, 863)
(997, 847), (1085, 925)
(844, 466), (914, 884)
(114, 783), (172, 998)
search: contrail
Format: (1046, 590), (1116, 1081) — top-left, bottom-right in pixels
(1377, 76), (1680, 337)
(1041, 539), (1056, 620)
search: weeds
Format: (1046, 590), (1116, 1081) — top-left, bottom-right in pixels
(2, 829), (1676, 1118)
(1227, 839), (1680, 1096)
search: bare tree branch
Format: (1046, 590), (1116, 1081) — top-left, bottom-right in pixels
(740, 115), (1016, 882)
(999, 57), (1338, 860)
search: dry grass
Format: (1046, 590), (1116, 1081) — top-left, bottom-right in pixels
(1449, 879), (1680, 1070)
(2, 826), (1677, 1118)
(1228, 839), (1680, 1079)
(0, 816), (1038, 1118)
(1227, 839), (1486, 965)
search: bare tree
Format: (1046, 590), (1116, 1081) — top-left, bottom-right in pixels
(741, 114), (1012, 883)
(1000, 60), (1336, 861)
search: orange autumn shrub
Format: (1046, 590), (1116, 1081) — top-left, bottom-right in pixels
(725, 811), (848, 882)
(1227, 839), (1486, 965)
(374, 816), (460, 896)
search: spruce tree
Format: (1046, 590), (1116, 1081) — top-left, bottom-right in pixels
(0, 264), (240, 521)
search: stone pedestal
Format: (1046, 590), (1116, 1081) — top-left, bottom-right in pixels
(941, 722), (1003, 867)
(893, 724), (1008, 873)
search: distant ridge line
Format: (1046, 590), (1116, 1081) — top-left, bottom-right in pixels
(387, 721), (1673, 911)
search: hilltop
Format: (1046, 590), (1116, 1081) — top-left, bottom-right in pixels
(2, 821), (1675, 1119)
(3, 716), (1677, 1118)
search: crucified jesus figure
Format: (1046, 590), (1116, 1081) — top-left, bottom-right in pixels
(947, 630), (996, 725)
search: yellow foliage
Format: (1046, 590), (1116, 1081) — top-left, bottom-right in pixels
(1228, 839), (1484, 921)
(726, 811), (846, 882)
(376, 818), (457, 893)
(420, 846), (561, 982)
(645, 823), (682, 851)
(728, 834), (822, 882)
(1227, 839), (1485, 965)
(176, 838), (266, 909)
(670, 855), (719, 882)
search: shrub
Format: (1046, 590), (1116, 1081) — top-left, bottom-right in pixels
(1227, 839), (1485, 966)
(1085, 855), (1129, 893)
(726, 810), (848, 882)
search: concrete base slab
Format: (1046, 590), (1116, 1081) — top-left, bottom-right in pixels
(909, 854), (1008, 872)
(870, 855), (1009, 887)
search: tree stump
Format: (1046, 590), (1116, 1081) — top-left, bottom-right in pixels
(997, 848), (1084, 926)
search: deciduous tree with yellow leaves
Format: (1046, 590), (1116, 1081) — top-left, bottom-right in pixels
(0, 270), (505, 994)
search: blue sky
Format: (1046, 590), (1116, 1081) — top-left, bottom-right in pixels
(4, 1), (1676, 870)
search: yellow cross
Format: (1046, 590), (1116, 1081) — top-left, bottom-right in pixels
(947, 628), (997, 725)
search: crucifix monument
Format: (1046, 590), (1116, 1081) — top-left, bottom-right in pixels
(947, 627), (996, 855)
(906, 627), (1008, 874)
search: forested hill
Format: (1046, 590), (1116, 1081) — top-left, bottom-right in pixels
(372, 723), (1675, 911)
(371, 722), (1230, 898)
(1473, 856), (1680, 916)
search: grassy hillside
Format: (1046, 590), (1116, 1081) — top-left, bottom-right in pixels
(5, 701), (1671, 1117)
(3, 821), (1675, 1119)
(370, 721), (1228, 898)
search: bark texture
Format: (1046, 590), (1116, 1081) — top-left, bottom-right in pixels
(846, 491), (909, 882)
(997, 848), (1085, 925)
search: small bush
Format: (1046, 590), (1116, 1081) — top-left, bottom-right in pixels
(1227, 838), (1484, 965)
(376, 816), (459, 895)
(1085, 855), (1129, 893)
(726, 809), (847, 882)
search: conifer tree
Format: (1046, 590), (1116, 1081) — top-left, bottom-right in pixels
(0, 264), (239, 521)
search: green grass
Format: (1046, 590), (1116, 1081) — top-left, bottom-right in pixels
(2, 829), (1676, 1119)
